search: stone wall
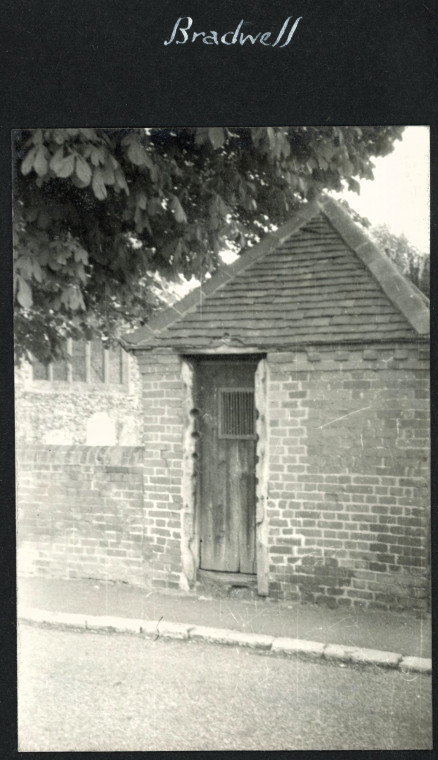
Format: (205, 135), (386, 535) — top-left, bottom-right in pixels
(15, 354), (142, 445)
(265, 342), (430, 611)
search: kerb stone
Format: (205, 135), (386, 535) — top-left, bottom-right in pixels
(324, 643), (359, 663)
(350, 647), (401, 669)
(226, 631), (274, 650)
(271, 637), (325, 659)
(399, 656), (432, 674)
(20, 608), (86, 629)
(189, 627), (274, 650)
(189, 626), (239, 645)
(156, 621), (192, 640)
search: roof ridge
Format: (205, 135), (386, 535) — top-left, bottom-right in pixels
(122, 194), (429, 350)
(123, 197), (323, 348)
(319, 197), (429, 336)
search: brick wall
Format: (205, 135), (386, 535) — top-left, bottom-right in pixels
(265, 342), (430, 611)
(16, 446), (147, 585)
(17, 341), (430, 612)
(135, 349), (186, 591)
(16, 348), (189, 593)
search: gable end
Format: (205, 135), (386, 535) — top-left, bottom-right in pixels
(320, 197), (429, 336)
(123, 196), (429, 351)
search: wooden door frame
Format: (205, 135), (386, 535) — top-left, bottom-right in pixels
(180, 353), (269, 596)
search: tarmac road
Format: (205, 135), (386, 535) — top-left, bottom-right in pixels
(18, 624), (432, 751)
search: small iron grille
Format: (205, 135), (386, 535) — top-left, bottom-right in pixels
(218, 388), (255, 439)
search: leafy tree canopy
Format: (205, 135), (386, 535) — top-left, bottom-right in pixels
(338, 199), (430, 298)
(13, 126), (403, 362)
(371, 226), (429, 299)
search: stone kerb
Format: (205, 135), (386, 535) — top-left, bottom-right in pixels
(18, 608), (432, 675)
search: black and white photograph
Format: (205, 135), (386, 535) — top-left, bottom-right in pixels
(14, 125), (431, 751)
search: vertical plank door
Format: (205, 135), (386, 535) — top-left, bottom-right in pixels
(197, 358), (257, 574)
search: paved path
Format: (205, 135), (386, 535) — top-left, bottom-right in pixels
(18, 625), (432, 751)
(18, 576), (431, 657)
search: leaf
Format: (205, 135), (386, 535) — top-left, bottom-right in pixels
(195, 128), (209, 146)
(298, 177), (308, 193)
(91, 146), (105, 167)
(32, 129), (43, 145)
(68, 287), (84, 311)
(74, 247), (88, 264)
(21, 147), (37, 175)
(136, 192), (148, 210)
(33, 147), (48, 177)
(134, 206), (143, 230)
(343, 159), (354, 176)
(78, 128), (95, 140)
(75, 155), (92, 185)
(16, 276), (33, 309)
(217, 196), (230, 217)
(347, 177), (361, 194)
(53, 129), (66, 145)
(319, 142), (336, 162)
(114, 168), (129, 195)
(49, 148), (65, 173)
(126, 138), (150, 167)
(149, 163), (159, 183)
(208, 127), (226, 150)
(31, 259), (43, 283)
(72, 175), (90, 189)
(53, 153), (75, 178)
(100, 163), (115, 185)
(266, 127), (276, 148)
(143, 217), (152, 236)
(92, 168), (108, 200)
(170, 195), (187, 224)
(252, 127), (266, 147)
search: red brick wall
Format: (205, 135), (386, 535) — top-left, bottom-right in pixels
(265, 342), (430, 611)
(16, 446), (146, 585)
(16, 349), (189, 593)
(135, 349), (186, 590)
(17, 342), (430, 612)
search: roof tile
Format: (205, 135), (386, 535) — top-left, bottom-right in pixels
(126, 198), (429, 350)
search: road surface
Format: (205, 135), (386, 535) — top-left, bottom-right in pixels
(18, 624), (432, 751)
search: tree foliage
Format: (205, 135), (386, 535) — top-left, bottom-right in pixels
(13, 126), (403, 362)
(371, 226), (430, 298)
(338, 199), (430, 298)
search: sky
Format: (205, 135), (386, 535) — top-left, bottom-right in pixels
(338, 126), (430, 254)
(191, 125), (431, 276)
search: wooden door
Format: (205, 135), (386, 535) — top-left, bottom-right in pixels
(196, 358), (257, 574)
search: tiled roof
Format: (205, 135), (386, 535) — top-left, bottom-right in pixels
(124, 196), (429, 351)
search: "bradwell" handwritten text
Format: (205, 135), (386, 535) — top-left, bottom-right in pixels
(164, 16), (303, 48)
